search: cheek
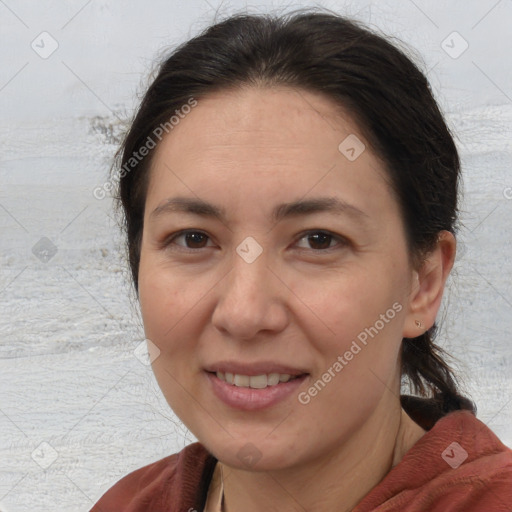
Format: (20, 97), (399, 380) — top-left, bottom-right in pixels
(138, 259), (207, 422)
(290, 268), (407, 411)
(291, 265), (403, 349)
(139, 248), (200, 330)
(138, 257), (191, 352)
(294, 276), (405, 435)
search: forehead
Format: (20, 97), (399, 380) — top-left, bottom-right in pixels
(145, 86), (395, 224)
(156, 86), (364, 159)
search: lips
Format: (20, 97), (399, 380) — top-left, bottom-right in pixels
(205, 371), (309, 410)
(203, 361), (309, 410)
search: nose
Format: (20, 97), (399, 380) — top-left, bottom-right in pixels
(211, 248), (289, 340)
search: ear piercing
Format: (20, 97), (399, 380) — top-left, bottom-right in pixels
(415, 320), (424, 329)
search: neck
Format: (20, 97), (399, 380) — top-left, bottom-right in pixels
(220, 401), (425, 512)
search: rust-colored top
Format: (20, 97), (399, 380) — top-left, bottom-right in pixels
(90, 403), (512, 511)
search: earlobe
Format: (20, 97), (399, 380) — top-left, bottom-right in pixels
(402, 231), (456, 338)
(414, 319), (424, 330)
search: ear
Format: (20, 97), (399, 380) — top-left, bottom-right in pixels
(402, 230), (456, 338)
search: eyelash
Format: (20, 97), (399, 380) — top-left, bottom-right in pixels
(161, 229), (349, 254)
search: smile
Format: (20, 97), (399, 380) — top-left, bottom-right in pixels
(206, 371), (309, 411)
(215, 371), (300, 389)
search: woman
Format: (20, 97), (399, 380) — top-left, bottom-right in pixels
(91, 9), (512, 512)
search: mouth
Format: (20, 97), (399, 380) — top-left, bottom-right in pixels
(211, 370), (303, 389)
(205, 369), (309, 411)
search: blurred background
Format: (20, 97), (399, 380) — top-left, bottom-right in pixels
(1, 1), (511, 510)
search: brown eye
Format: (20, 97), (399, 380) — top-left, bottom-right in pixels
(295, 231), (347, 251)
(183, 232), (209, 248)
(165, 230), (212, 250)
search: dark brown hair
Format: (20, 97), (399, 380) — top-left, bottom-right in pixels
(112, 9), (475, 418)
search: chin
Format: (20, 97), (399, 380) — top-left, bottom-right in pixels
(202, 434), (305, 472)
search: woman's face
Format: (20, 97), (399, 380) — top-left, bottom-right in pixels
(138, 86), (419, 470)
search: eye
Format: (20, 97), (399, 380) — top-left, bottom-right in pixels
(163, 230), (214, 250)
(295, 230), (348, 251)
(161, 229), (348, 253)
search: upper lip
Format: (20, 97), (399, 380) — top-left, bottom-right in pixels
(205, 361), (308, 376)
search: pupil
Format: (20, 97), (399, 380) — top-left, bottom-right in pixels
(186, 232), (206, 248)
(309, 233), (331, 250)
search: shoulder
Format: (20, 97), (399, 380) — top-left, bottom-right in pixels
(356, 406), (512, 511)
(89, 442), (217, 512)
(414, 410), (512, 510)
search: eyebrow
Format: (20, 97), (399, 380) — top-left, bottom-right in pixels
(150, 196), (370, 225)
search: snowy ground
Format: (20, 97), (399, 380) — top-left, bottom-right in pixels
(1, 1), (511, 511)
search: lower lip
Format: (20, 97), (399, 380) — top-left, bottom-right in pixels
(205, 372), (308, 411)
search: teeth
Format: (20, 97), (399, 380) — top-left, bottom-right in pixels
(215, 371), (298, 388)
(267, 373), (280, 386)
(234, 374), (250, 387)
(246, 374), (266, 388)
